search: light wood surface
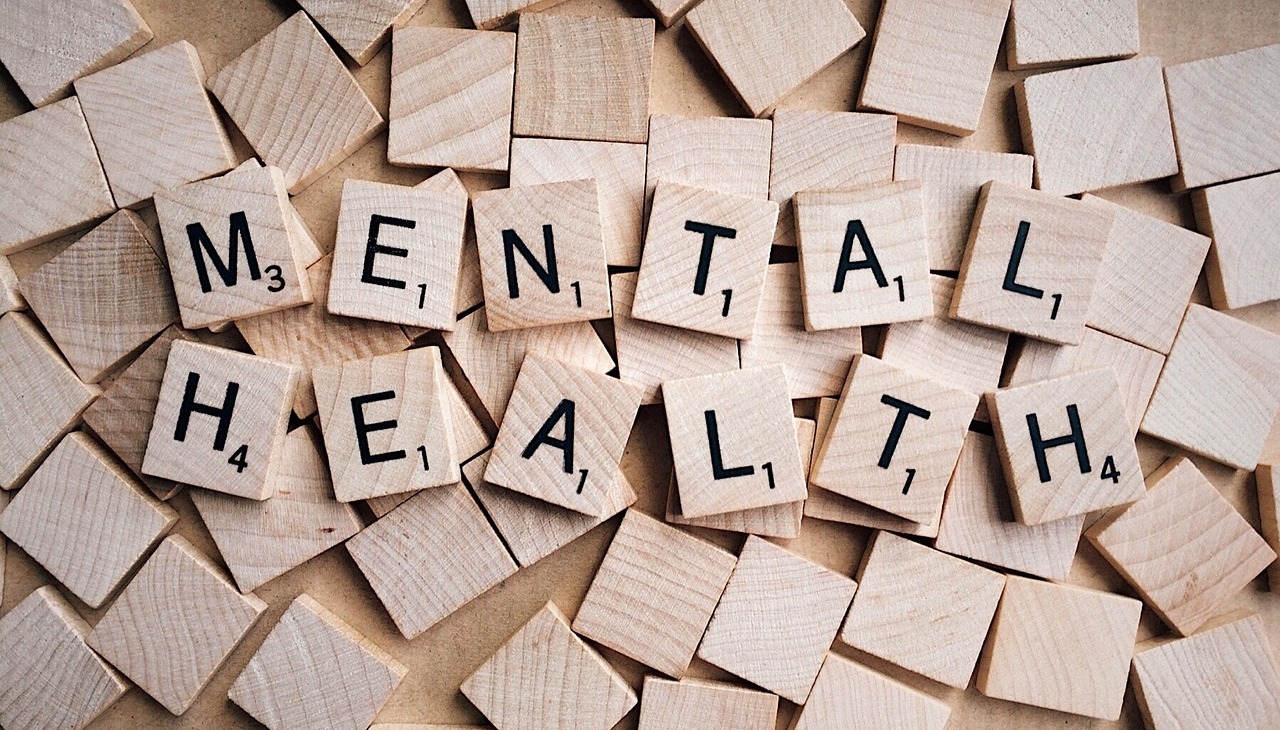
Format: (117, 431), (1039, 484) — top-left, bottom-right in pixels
(1193, 171), (1280, 311)
(0, 253), (22, 314)
(1260, 463), (1280, 594)
(793, 653), (952, 730)
(1007, 0), (1139, 70)
(643, 114), (772, 216)
(462, 0), (569, 30)
(637, 676), (778, 730)
(298, 0), (430, 66)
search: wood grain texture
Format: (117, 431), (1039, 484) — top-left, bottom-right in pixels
(1016, 56), (1178, 195)
(461, 602), (638, 730)
(793, 653), (952, 730)
(229, 594), (407, 730)
(298, 0), (429, 65)
(206, 11), (384, 193)
(462, 0), (570, 30)
(644, 114), (772, 217)
(512, 13), (654, 143)
(1008, 0), (1139, 69)
(1260, 463), (1280, 593)
(1193, 171), (1280, 310)
(0, 253), (22, 313)
(0, 491), (6, 598)
(637, 676), (777, 730)
(641, 0), (702, 26)
(413, 167), (485, 317)
(87, 535), (267, 715)
(1140, 304), (1280, 470)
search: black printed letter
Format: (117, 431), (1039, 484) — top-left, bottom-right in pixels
(362, 214), (416, 290)
(704, 410), (755, 480)
(187, 211), (262, 293)
(687, 221), (737, 296)
(834, 219), (888, 293)
(523, 398), (576, 473)
(1002, 221), (1045, 299)
(878, 395), (931, 468)
(1027, 404), (1090, 483)
(173, 372), (238, 451)
(351, 391), (406, 465)
(503, 225), (560, 299)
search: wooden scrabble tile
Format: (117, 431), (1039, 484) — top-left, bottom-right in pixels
(794, 653), (952, 730)
(206, 11), (385, 193)
(644, 114), (772, 215)
(1261, 463), (1280, 593)
(486, 354), (641, 517)
(642, 0), (701, 26)
(298, 0), (428, 65)
(934, 431), (1085, 580)
(21, 210), (179, 383)
(892, 144), (1035, 271)
(88, 535), (267, 715)
(859, 0), (1009, 135)
(75, 41), (234, 208)
(409, 167), (484, 317)
(389, 26), (514, 171)
(0, 586), (129, 730)
(191, 426), (363, 593)
(230, 594), (407, 730)
(347, 485), (517, 639)
(840, 531), (1005, 688)
(0, 491), (6, 596)
(0, 254), (22, 313)
(1007, 0), (1139, 70)
(687, 0), (864, 117)
(770, 109), (897, 246)
(462, 0), (570, 30)
(511, 138), (647, 267)
(155, 165), (312, 330)
(1164, 43), (1280, 190)
(1193, 171), (1280, 310)
(1132, 611), (1280, 729)
(0, 312), (98, 490)
(1088, 457), (1275, 635)
(814, 355), (978, 524)
(225, 158), (324, 270)
(795, 182), (933, 331)
(142, 340), (298, 500)
(664, 365), (807, 519)
(573, 510), (737, 677)
(1016, 57), (1178, 195)
(512, 13), (654, 143)
(951, 181), (1114, 345)
(1141, 304), (1280, 470)
(638, 677), (777, 730)
(697, 536), (857, 704)
(0, 97), (115, 255)
(988, 368), (1143, 525)
(0, 432), (176, 607)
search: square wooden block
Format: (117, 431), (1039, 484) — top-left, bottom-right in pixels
(473, 179), (611, 331)
(230, 594), (407, 730)
(75, 41), (234, 208)
(859, 0), (1009, 135)
(977, 576), (1141, 720)
(814, 355), (978, 524)
(638, 677), (777, 730)
(893, 144), (1035, 271)
(687, 0), (864, 117)
(1008, 0), (1139, 70)
(573, 510), (737, 678)
(664, 365), (806, 519)
(207, 11), (384, 193)
(1261, 463), (1280, 593)
(298, 0), (428, 65)
(633, 182), (779, 339)
(988, 368), (1143, 525)
(1194, 171), (1280, 310)
(644, 114), (773, 216)
(389, 26), (513, 171)
(795, 181), (933, 331)
(88, 535), (267, 715)
(697, 536), (857, 704)
(462, 602), (638, 730)
(841, 531), (1005, 688)
(462, 0), (570, 30)
(1140, 304), (1280, 470)
(143, 340), (298, 500)
(951, 181), (1114, 345)
(0, 586), (129, 730)
(512, 13), (654, 143)
(794, 654), (952, 730)
(1016, 57), (1178, 195)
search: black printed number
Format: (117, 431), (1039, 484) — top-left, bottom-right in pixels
(1100, 455), (1120, 484)
(762, 461), (776, 489)
(575, 468), (589, 494)
(571, 281), (582, 308)
(893, 275), (905, 302)
(228, 444), (249, 473)
(417, 283), (428, 310)
(417, 445), (430, 471)
(265, 265), (285, 293)
(721, 289), (733, 317)
(1050, 293), (1062, 320)
(902, 468), (916, 495)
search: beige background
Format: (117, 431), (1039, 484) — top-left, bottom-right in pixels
(3, 0), (1280, 728)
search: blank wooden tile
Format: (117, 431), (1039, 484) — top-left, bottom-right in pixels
(1141, 304), (1280, 470)
(142, 340), (298, 500)
(795, 181), (932, 331)
(462, 0), (570, 30)
(841, 531), (1005, 688)
(511, 137), (647, 267)
(989, 368), (1143, 525)
(642, 0), (701, 26)
(389, 26), (514, 171)
(1017, 57), (1178, 195)
(412, 167), (485, 317)
(1132, 611), (1280, 729)
(88, 535), (267, 715)
(0, 254), (22, 314)
(573, 510), (737, 677)
(794, 653), (952, 730)
(1193, 171), (1280, 310)
(230, 594), (407, 730)
(473, 179), (612, 331)
(1164, 43), (1280, 190)
(0, 586), (129, 730)
(207, 11), (384, 193)
(892, 144), (1035, 271)
(0, 312), (98, 490)
(1260, 463), (1280, 593)
(934, 431), (1085, 581)
(687, 0), (864, 117)
(462, 602), (638, 730)
(1008, 0), (1139, 70)
(951, 181), (1114, 345)
(644, 114), (772, 216)
(512, 13), (654, 143)
(638, 676), (777, 730)
(75, 41), (234, 208)
(299, 0), (428, 65)
(0, 97), (115, 255)
(697, 535), (857, 704)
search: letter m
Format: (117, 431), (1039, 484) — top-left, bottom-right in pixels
(187, 211), (262, 293)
